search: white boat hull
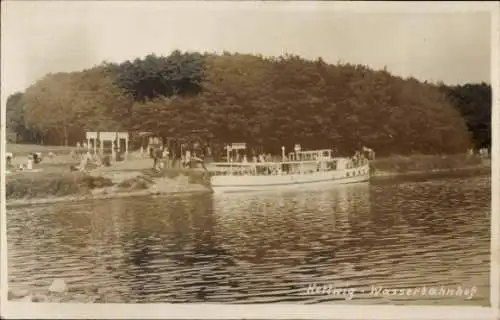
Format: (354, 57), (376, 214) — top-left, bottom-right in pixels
(210, 165), (370, 194)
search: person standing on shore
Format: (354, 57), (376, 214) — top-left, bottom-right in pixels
(162, 147), (170, 168)
(185, 150), (191, 168)
(6, 152), (13, 169)
(152, 146), (161, 170)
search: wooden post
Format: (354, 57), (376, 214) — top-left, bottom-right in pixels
(86, 132), (98, 155)
(111, 140), (116, 161)
(226, 145), (232, 163)
(125, 137), (128, 160)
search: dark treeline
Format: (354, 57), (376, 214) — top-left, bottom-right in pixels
(5, 50), (492, 157)
(439, 83), (492, 150)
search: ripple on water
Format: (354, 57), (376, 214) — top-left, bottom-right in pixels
(7, 175), (491, 305)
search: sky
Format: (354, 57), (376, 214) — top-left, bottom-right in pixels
(0, 1), (494, 109)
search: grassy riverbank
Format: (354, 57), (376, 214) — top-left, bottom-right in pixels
(371, 154), (487, 175)
(6, 143), (74, 156)
(5, 150), (490, 207)
(141, 167), (212, 188)
(5, 171), (114, 199)
(5, 166), (212, 207)
(5, 145), (212, 206)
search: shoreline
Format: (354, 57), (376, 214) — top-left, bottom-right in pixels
(371, 164), (490, 181)
(5, 167), (213, 209)
(6, 187), (211, 209)
(6, 163), (490, 208)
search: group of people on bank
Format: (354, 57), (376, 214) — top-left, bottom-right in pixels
(6, 152), (45, 172)
(148, 145), (206, 171)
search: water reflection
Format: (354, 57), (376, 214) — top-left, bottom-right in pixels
(7, 176), (490, 305)
(212, 184), (371, 264)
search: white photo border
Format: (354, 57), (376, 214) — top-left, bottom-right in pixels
(1, 1), (499, 319)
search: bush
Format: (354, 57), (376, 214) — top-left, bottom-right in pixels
(141, 167), (211, 187)
(6, 172), (113, 199)
(82, 175), (114, 189)
(117, 177), (151, 190)
(141, 168), (179, 179)
(186, 170), (211, 187)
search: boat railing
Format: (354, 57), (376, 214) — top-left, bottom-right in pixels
(208, 158), (369, 176)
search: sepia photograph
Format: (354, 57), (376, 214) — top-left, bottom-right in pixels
(1, 1), (499, 319)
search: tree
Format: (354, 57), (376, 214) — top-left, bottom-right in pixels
(14, 50), (484, 156)
(22, 68), (132, 146)
(113, 51), (204, 102)
(23, 73), (78, 146)
(71, 66), (133, 133)
(5, 92), (34, 143)
(440, 82), (492, 149)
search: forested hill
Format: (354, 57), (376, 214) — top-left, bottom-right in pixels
(6, 51), (492, 156)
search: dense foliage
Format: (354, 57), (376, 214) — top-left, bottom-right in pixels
(6, 51), (491, 157)
(439, 83), (492, 150)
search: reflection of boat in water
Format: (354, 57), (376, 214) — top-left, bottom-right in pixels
(208, 148), (370, 194)
(211, 182), (371, 262)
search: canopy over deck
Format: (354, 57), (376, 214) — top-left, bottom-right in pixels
(289, 149), (333, 161)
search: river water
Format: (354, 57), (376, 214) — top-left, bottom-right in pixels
(7, 174), (491, 305)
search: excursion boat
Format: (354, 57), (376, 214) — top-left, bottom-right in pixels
(208, 145), (371, 194)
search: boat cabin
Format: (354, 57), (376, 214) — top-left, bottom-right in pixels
(208, 158), (339, 176)
(288, 149), (332, 161)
